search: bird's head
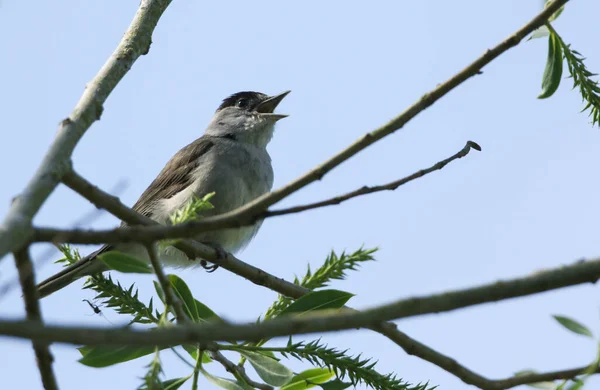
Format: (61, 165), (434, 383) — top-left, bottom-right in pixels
(205, 90), (290, 148)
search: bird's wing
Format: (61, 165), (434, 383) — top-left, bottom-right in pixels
(37, 137), (217, 298)
(126, 137), (216, 221)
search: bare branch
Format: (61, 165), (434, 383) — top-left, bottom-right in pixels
(0, 0), (173, 261)
(14, 248), (59, 390)
(27, 0), (568, 246)
(0, 256), (598, 348)
(266, 141), (480, 218)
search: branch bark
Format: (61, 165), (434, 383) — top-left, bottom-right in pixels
(24, 0), (569, 246)
(14, 248), (59, 390)
(0, 0), (173, 261)
(1, 257), (598, 348)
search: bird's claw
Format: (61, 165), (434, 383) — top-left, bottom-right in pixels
(199, 242), (228, 273)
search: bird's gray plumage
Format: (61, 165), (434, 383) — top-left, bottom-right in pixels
(36, 90), (290, 298)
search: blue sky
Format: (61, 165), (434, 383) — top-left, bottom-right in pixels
(1, 1), (599, 389)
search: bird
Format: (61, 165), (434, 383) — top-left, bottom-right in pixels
(36, 90), (290, 298)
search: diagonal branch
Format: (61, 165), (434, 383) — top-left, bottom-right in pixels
(32, 141), (479, 244)
(0, 0), (173, 262)
(266, 141), (480, 218)
(147, 244), (188, 323)
(23, 0), (569, 246)
(1, 257), (599, 347)
(14, 248), (59, 390)
(208, 348), (273, 390)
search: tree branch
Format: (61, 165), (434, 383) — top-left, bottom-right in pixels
(14, 248), (59, 390)
(147, 243), (187, 323)
(27, 0), (569, 246)
(208, 348), (273, 390)
(265, 141), (480, 218)
(1, 256), (598, 347)
(32, 168), (598, 390)
(0, 0), (173, 261)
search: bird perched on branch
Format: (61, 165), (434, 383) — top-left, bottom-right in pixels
(37, 90), (290, 298)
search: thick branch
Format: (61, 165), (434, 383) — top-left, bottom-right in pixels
(1, 257), (598, 347)
(0, 0), (173, 261)
(30, 0), (568, 246)
(14, 248), (59, 390)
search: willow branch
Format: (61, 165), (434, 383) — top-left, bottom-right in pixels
(0, 0), (173, 261)
(1, 256), (598, 347)
(14, 248), (59, 390)
(28, 0), (569, 246)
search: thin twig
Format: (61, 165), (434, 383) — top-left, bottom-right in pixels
(30, 0), (569, 246)
(208, 348), (273, 390)
(0, 0), (173, 261)
(146, 243), (187, 323)
(1, 257), (599, 348)
(266, 141), (481, 217)
(191, 345), (203, 390)
(14, 248), (59, 390)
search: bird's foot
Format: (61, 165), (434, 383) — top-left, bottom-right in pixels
(199, 242), (227, 273)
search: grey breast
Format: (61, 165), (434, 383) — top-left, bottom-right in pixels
(185, 139), (274, 253)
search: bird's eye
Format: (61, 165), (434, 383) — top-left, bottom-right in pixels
(236, 98), (248, 108)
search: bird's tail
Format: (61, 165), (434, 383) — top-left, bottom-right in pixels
(36, 249), (108, 299)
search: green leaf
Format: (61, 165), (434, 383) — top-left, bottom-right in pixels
(195, 299), (221, 323)
(529, 25), (550, 41)
(281, 368), (334, 390)
(78, 345), (161, 367)
(538, 32), (563, 99)
(565, 379), (585, 390)
(201, 367), (247, 390)
(514, 370), (556, 389)
(280, 289), (354, 316)
(168, 274), (199, 321)
(98, 252), (152, 274)
(154, 281), (166, 304)
(161, 377), (190, 390)
(182, 345), (213, 363)
(545, 1), (565, 22)
(240, 350), (294, 386)
(319, 379), (353, 390)
(553, 315), (594, 338)
(138, 377), (190, 390)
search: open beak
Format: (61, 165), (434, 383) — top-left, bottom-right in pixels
(256, 90), (291, 121)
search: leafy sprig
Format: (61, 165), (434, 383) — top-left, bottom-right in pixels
(138, 348), (164, 390)
(85, 273), (160, 324)
(532, 3), (600, 126)
(226, 340), (430, 390)
(265, 247), (377, 318)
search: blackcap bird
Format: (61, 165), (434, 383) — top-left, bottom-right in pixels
(36, 90), (290, 298)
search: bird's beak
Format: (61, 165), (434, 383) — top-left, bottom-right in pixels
(256, 90), (291, 121)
